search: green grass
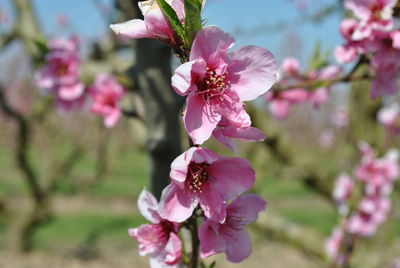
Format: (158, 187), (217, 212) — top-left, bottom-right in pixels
(33, 213), (145, 250)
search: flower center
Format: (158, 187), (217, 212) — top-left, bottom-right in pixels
(198, 67), (230, 101)
(187, 162), (209, 193)
(57, 64), (69, 76)
(371, 3), (385, 19)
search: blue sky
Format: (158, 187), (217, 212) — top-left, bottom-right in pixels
(1, 0), (345, 65)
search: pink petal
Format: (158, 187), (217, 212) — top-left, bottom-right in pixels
(145, 8), (174, 40)
(228, 45), (277, 101)
(58, 82), (85, 101)
(280, 88), (309, 103)
(199, 221), (226, 259)
(137, 188), (161, 224)
(104, 109), (121, 128)
(269, 99), (291, 119)
(191, 147), (220, 164)
(207, 157), (255, 201)
(223, 228), (252, 263)
(162, 232), (183, 265)
(171, 59), (206, 96)
(198, 183), (227, 222)
(170, 148), (194, 184)
(223, 126), (265, 142)
(184, 94), (221, 145)
(110, 19), (152, 39)
(212, 127), (237, 153)
(190, 26), (235, 68)
(158, 183), (197, 223)
(228, 194), (267, 224)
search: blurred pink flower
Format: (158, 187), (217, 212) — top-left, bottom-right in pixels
(320, 130), (335, 148)
(326, 227), (346, 263)
(266, 88), (309, 119)
(56, 13), (69, 28)
(333, 173), (354, 204)
(89, 73), (126, 128)
(35, 36), (84, 111)
(199, 194), (266, 263)
(332, 107), (349, 127)
(281, 57), (300, 76)
(158, 147), (255, 223)
(129, 189), (182, 267)
(345, 0), (396, 40)
(171, 26), (276, 144)
(378, 103), (400, 133)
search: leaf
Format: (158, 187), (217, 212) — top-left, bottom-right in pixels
(156, 0), (187, 44)
(184, 0), (203, 46)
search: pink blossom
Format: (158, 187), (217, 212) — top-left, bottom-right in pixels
(212, 107), (265, 153)
(171, 26), (276, 144)
(266, 88), (308, 119)
(199, 194), (266, 263)
(378, 103), (400, 133)
(346, 196), (391, 237)
(281, 57), (300, 76)
(345, 0), (396, 40)
(309, 88), (330, 108)
(158, 147), (256, 223)
(325, 227), (346, 263)
(110, 0), (190, 49)
(333, 173), (354, 204)
(89, 73), (126, 128)
(35, 36), (84, 110)
(129, 189), (182, 267)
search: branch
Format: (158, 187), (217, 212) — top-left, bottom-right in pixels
(0, 86), (45, 204)
(0, 30), (17, 48)
(271, 56), (370, 92)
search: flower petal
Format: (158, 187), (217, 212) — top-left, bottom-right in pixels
(137, 188), (161, 223)
(110, 19), (152, 39)
(199, 220), (226, 259)
(171, 59), (206, 96)
(190, 26), (235, 68)
(228, 45), (277, 101)
(223, 228), (252, 263)
(222, 126), (265, 142)
(184, 94), (221, 145)
(198, 183), (227, 222)
(158, 183), (197, 223)
(227, 194), (267, 224)
(162, 232), (183, 265)
(212, 127), (237, 153)
(58, 82), (85, 101)
(208, 157), (255, 201)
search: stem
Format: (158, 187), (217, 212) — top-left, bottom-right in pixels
(189, 213), (200, 268)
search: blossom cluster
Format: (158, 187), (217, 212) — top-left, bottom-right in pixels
(266, 57), (342, 119)
(110, 0), (277, 266)
(35, 36), (126, 127)
(336, 0), (400, 97)
(326, 142), (399, 263)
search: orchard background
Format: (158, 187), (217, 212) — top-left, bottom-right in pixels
(0, 0), (399, 267)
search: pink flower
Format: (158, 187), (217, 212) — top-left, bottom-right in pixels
(212, 107), (265, 153)
(171, 26), (276, 144)
(110, 0), (190, 49)
(345, 0), (396, 40)
(266, 88), (309, 119)
(319, 129), (335, 148)
(333, 173), (354, 204)
(158, 147), (256, 223)
(281, 57), (300, 76)
(378, 103), (400, 133)
(129, 189), (182, 267)
(35, 36), (84, 110)
(346, 196), (391, 237)
(89, 73), (126, 128)
(326, 227), (346, 263)
(199, 194), (266, 263)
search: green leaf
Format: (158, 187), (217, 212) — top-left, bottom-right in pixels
(184, 0), (203, 46)
(156, 0), (187, 44)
